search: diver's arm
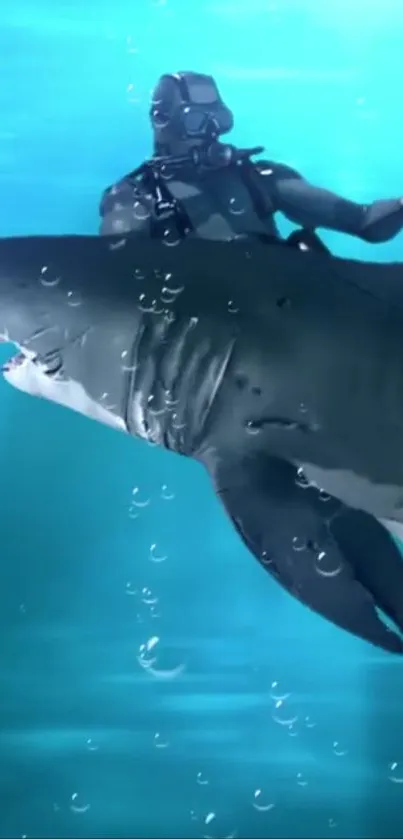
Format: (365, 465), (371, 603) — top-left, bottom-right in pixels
(99, 176), (153, 236)
(261, 161), (403, 243)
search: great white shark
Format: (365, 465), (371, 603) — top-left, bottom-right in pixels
(2, 231), (403, 654)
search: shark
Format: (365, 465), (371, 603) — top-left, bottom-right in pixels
(2, 230), (403, 653)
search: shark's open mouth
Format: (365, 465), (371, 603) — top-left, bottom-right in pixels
(1, 341), (126, 433)
(2, 352), (28, 372)
(2, 349), (62, 377)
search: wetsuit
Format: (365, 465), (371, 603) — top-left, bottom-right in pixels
(99, 157), (403, 245)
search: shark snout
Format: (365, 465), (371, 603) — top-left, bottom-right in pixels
(1, 350), (48, 397)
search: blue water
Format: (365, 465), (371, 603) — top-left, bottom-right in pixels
(1, 1), (403, 837)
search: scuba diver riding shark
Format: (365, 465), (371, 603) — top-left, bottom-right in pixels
(2, 72), (403, 656)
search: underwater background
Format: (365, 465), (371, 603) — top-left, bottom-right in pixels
(1, 1), (403, 837)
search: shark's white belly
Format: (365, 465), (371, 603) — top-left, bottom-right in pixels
(4, 355), (403, 545)
(303, 461), (403, 541)
(304, 461), (403, 542)
(301, 462), (403, 525)
(2, 354), (126, 432)
(380, 519), (403, 544)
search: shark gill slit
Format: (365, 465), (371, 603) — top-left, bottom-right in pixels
(124, 313), (236, 454)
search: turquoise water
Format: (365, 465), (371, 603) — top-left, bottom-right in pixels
(1, 1), (403, 837)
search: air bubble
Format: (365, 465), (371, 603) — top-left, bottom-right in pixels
(165, 391), (179, 409)
(137, 637), (159, 669)
(133, 201), (150, 221)
(163, 228), (181, 247)
(39, 266), (61, 287)
(69, 793), (90, 814)
(149, 543), (168, 563)
(138, 636), (186, 680)
(295, 467), (310, 489)
(270, 681), (291, 702)
(145, 660), (185, 680)
(146, 635), (159, 652)
(147, 395), (166, 417)
(138, 294), (163, 314)
(67, 290), (82, 307)
(163, 280), (184, 296)
(245, 420), (261, 436)
(141, 587), (158, 605)
(126, 36), (138, 55)
(134, 268), (145, 280)
(319, 489), (331, 502)
(292, 536), (306, 552)
(272, 701), (298, 726)
(228, 300), (239, 314)
(160, 163), (174, 181)
(296, 772), (308, 787)
(164, 309), (176, 324)
(333, 740), (348, 757)
(389, 761), (403, 783)
(99, 391), (116, 411)
(154, 732), (169, 748)
(205, 813), (216, 826)
(197, 772), (209, 786)
(151, 108), (170, 129)
(108, 238), (126, 251)
(315, 551), (343, 578)
(172, 412), (186, 430)
(252, 789), (275, 812)
(228, 196), (245, 215)
(160, 289), (176, 304)
(131, 487), (151, 508)
(161, 483), (175, 501)
(120, 350), (137, 373)
(86, 738), (99, 752)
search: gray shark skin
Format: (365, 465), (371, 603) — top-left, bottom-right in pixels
(2, 231), (403, 654)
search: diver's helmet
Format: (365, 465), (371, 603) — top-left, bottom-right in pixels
(149, 71), (234, 157)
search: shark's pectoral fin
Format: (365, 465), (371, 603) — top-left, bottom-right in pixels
(207, 452), (403, 654)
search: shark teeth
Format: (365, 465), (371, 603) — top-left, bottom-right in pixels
(2, 353), (26, 372)
(1, 346), (39, 373)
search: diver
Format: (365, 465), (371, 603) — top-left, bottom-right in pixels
(99, 71), (403, 247)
